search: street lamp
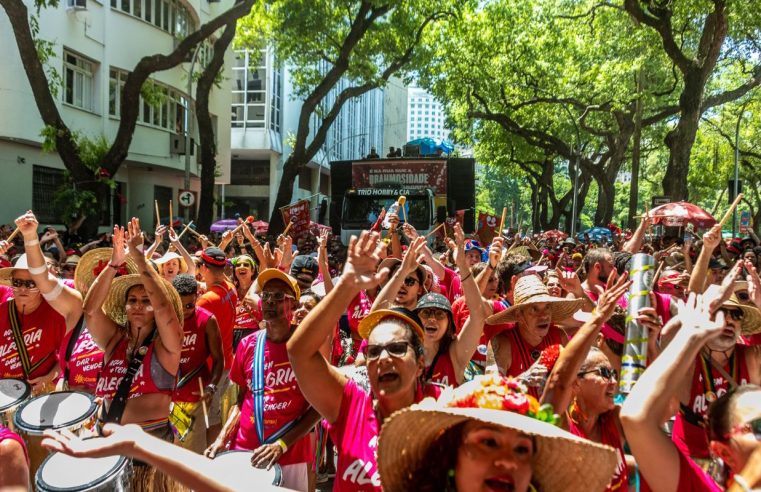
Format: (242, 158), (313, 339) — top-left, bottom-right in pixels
(733, 100), (750, 237)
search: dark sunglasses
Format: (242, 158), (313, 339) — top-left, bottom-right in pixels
(261, 291), (295, 303)
(11, 279), (37, 289)
(736, 292), (750, 302)
(719, 307), (744, 321)
(418, 308), (447, 320)
(578, 366), (618, 381)
(403, 277), (419, 287)
(365, 341), (411, 360)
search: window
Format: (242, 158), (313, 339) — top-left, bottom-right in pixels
(64, 50), (95, 111)
(109, 68), (189, 133)
(112, 0), (194, 37)
(231, 49), (269, 129)
(33, 166), (66, 223)
(230, 159), (270, 186)
(299, 168), (312, 191)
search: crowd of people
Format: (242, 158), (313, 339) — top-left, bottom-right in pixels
(0, 208), (760, 492)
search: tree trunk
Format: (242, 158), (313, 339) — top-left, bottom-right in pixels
(196, 20), (237, 233)
(267, 155), (303, 235)
(628, 71), (643, 229)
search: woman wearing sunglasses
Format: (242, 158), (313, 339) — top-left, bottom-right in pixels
(231, 255), (259, 350)
(288, 231), (440, 491)
(540, 272), (635, 492)
(621, 293), (761, 492)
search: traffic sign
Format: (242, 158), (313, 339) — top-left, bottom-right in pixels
(178, 190), (196, 208)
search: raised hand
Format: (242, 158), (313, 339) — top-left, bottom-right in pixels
(126, 218), (144, 256)
(555, 260), (584, 297)
(701, 223), (722, 252)
(342, 231), (389, 290)
(111, 225), (128, 265)
(42, 424), (143, 459)
(594, 272), (631, 321)
(401, 236), (426, 275)
(677, 293), (726, 341)
(488, 236), (504, 268)
(317, 230), (329, 264)
(168, 227), (179, 243)
(402, 222), (419, 241)
(744, 260), (761, 309)
(15, 210), (39, 241)
(710, 260), (744, 313)
(155, 224), (167, 240)
(445, 223), (468, 270)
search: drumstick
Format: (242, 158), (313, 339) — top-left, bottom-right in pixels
(498, 207), (507, 236)
(425, 222), (445, 239)
(399, 196), (407, 223)
(155, 200), (161, 226)
(198, 377), (210, 429)
(169, 200), (174, 230)
(719, 193), (743, 228)
(177, 221), (195, 240)
(5, 227), (20, 243)
(282, 219), (294, 237)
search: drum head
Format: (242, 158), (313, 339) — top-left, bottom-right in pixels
(213, 450), (283, 486)
(14, 391), (96, 434)
(0, 378), (31, 412)
(36, 452), (128, 492)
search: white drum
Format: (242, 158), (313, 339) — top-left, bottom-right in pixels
(14, 391), (98, 477)
(213, 450), (283, 487)
(36, 451), (131, 491)
(0, 378), (31, 430)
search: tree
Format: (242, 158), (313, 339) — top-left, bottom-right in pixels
(623, 0), (761, 201)
(1, 0), (256, 234)
(235, 0), (464, 235)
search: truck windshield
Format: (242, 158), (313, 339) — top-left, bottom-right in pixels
(342, 195), (431, 230)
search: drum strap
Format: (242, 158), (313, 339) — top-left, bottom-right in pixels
(62, 315), (86, 386)
(103, 327), (157, 425)
(8, 299), (49, 378)
(251, 330), (299, 446)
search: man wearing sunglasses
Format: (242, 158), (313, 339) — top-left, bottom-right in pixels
(622, 292), (761, 492)
(171, 274), (224, 453)
(207, 269), (320, 491)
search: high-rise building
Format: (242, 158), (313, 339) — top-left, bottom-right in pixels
(406, 87), (450, 142)
(0, 0), (232, 227)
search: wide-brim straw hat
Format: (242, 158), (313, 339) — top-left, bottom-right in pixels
(74, 248), (138, 294)
(724, 294), (761, 336)
(102, 274), (183, 327)
(154, 251), (188, 274)
(487, 275), (583, 325)
(0, 254), (31, 286)
(378, 405), (618, 492)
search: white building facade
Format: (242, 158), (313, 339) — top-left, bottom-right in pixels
(406, 86), (450, 142)
(0, 0), (233, 228)
(228, 48), (408, 222)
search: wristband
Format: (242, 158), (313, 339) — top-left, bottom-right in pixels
(42, 279), (64, 301)
(275, 438), (288, 453)
(28, 264), (48, 275)
(24, 239), (40, 246)
(460, 272), (472, 282)
(109, 262), (122, 270)
(732, 475), (752, 492)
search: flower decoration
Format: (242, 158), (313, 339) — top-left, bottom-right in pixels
(442, 374), (559, 425)
(537, 344), (562, 371)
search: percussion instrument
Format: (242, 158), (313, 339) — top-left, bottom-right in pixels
(14, 391), (98, 476)
(36, 451), (131, 491)
(213, 450), (283, 487)
(0, 378), (31, 431)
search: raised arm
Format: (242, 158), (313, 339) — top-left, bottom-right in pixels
(370, 236), (425, 312)
(476, 239), (501, 295)
(541, 273), (630, 416)
(16, 212), (82, 331)
(126, 218), (183, 358)
(287, 231), (389, 424)
(145, 225), (166, 259)
(620, 294), (725, 492)
(687, 223), (721, 294)
(168, 228), (196, 277)
(622, 215), (651, 254)
(316, 230), (334, 294)
(447, 224), (489, 383)
(83, 226), (125, 349)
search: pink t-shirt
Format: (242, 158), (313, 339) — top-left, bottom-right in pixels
(640, 449), (721, 492)
(347, 291), (372, 336)
(0, 286), (12, 304)
(229, 331), (311, 466)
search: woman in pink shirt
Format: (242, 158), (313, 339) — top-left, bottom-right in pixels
(288, 231), (439, 491)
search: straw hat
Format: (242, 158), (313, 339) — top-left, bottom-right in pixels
(154, 251), (188, 274)
(74, 248), (138, 294)
(378, 375), (618, 492)
(723, 294), (761, 336)
(102, 274), (183, 327)
(487, 275), (583, 325)
(0, 254), (32, 286)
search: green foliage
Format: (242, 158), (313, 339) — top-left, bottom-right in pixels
(140, 80), (167, 108)
(52, 185), (100, 226)
(29, 15), (62, 98)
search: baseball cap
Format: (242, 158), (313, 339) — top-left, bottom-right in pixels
(290, 255), (319, 278)
(201, 247), (227, 267)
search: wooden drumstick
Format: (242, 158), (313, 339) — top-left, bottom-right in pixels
(155, 200), (161, 226)
(425, 222), (445, 239)
(169, 200), (174, 230)
(198, 377), (210, 429)
(282, 219), (294, 237)
(5, 227), (20, 243)
(719, 193), (743, 228)
(399, 196), (407, 223)
(498, 207), (507, 236)
(177, 221), (195, 240)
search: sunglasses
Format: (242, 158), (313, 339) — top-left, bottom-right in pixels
(11, 279), (37, 290)
(719, 307), (744, 321)
(403, 277), (419, 287)
(726, 417), (761, 441)
(736, 292), (750, 302)
(578, 366), (618, 381)
(418, 308), (447, 321)
(364, 341), (411, 360)
(261, 291), (295, 303)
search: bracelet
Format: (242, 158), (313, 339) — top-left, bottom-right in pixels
(275, 438), (288, 453)
(108, 262), (122, 270)
(24, 239), (40, 246)
(42, 279), (64, 301)
(28, 264), (48, 275)
(460, 271), (472, 282)
(732, 474), (752, 492)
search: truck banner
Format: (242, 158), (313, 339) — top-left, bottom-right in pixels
(352, 160), (447, 193)
(477, 212), (499, 244)
(740, 210), (751, 233)
(280, 199), (311, 239)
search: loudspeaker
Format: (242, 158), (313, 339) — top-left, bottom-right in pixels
(728, 179), (743, 203)
(329, 160), (353, 233)
(446, 158), (476, 232)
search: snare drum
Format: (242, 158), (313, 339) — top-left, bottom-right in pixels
(36, 451), (131, 491)
(14, 391), (98, 477)
(0, 378), (31, 431)
(213, 450), (283, 487)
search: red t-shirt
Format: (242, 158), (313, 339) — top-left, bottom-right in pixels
(58, 323), (103, 392)
(198, 281), (238, 369)
(96, 337), (174, 400)
(174, 307), (214, 403)
(0, 299), (66, 380)
(229, 331), (311, 466)
(452, 297), (512, 365)
(639, 449), (722, 492)
(346, 291), (372, 335)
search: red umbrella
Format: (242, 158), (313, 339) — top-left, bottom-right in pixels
(541, 229), (568, 240)
(647, 201), (716, 228)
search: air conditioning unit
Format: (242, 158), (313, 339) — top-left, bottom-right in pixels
(66, 0), (87, 10)
(169, 134), (195, 155)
